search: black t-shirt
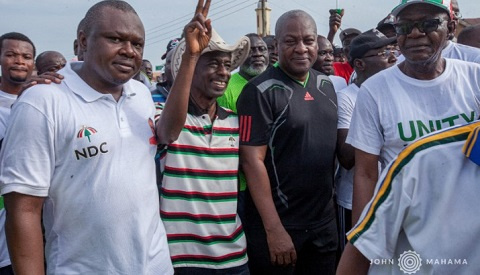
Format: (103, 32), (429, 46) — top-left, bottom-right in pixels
(237, 65), (338, 229)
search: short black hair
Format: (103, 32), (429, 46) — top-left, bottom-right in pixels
(458, 24), (480, 45)
(0, 32), (36, 57)
(317, 35), (329, 43)
(245, 33), (261, 39)
(275, 10), (317, 39)
(262, 35), (275, 43)
(82, 0), (138, 36)
(77, 17), (86, 36)
(245, 33), (264, 46)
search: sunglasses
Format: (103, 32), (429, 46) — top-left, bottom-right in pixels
(394, 18), (445, 35)
(362, 49), (400, 59)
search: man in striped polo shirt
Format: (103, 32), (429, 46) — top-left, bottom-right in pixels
(338, 120), (480, 274)
(155, 0), (250, 273)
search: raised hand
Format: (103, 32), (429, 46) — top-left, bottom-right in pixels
(329, 8), (344, 34)
(183, 0), (212, 57)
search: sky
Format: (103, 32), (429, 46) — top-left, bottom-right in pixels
(0, 0), (478, 70)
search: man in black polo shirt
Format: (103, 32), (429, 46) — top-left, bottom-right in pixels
(237, 9), (338, 275)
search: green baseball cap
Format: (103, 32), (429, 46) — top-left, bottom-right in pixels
(392, 0), (452, 17)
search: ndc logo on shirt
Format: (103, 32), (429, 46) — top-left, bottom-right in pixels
(74, 126), (108, 160)
(77, 126), (97, 142)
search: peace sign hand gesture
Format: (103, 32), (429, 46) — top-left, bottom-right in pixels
(183, 0), (212, 57)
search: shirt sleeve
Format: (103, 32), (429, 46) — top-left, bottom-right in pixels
(346, 86), (384, 155)
(237, 82), (274, 146)
(0, 101), (54, 197)
(347, 161), (413, 260)
(153, 102), (167, 154)
(337, 90), (354, 129)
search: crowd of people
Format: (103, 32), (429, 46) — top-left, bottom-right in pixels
(0, 0), (479, 274)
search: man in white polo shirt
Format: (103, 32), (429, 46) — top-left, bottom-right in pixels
(0, 1), (173, 274)
(0, 31), (36, 275)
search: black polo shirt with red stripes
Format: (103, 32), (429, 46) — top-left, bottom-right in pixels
(237, 65), (338, 229)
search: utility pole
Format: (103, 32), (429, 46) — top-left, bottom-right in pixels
(255, 0), (271, 37)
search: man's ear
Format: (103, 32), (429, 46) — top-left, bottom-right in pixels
(447, 20), (457, 40)
(354, 59), (365, 72)
(78, 30), (88, 54)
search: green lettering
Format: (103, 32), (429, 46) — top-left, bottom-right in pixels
(436, 120), (443, 131)
(442, 115), (459, 127)
(416, 120), (430, 137)
(460, 111), (476, 123)
(398, 121), (417, 142)
(428, 120), (436, 132)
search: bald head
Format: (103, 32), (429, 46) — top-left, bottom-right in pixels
(82, 0), (138, 37)
(35, 51), (66, 75)
(275, 10), (317, 38)
(274, 10), (318, 81)
(457, 24), (480, 49)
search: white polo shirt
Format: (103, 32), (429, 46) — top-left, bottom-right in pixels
(329, 75), (348, 92)
(336, 84), (360, 209)
(0, 62), (173, 274)
(0, 90), (17, 138)
(348, 121), (480, 274)
(0, 89), (16, 268)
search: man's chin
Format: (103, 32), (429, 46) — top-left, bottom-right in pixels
(404, 54), (439, 66)
(323, 67), (334, 75)
(207, 89), (226, 100)
(113, 73), (137, 85)
(243, 66), (266, 77)
(9, 76), (28, 84)
(283, 66), (310, 80)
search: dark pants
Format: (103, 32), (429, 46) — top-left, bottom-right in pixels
(337, 204), (352, 252)
(0, 265), (13, 275)
(246, 219), (338, 275)
(174, 263), (249, 275)
(237, 190), (246, 224)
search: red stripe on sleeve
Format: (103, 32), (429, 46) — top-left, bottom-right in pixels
(239, 115), (252, 142)
(240, 116), (247, 142)
(246, 116), (252, 142)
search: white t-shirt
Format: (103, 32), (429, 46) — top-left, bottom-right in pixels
(335, 84), (360, 209)
(0, 210), (7, 268)
(0, 89), (16, 268)
(0, 90), (17, 141)
(397, 40), (480, 64)
(0, 62), (173, 274)
(329, 75), (348, 92)
(348, 121), (480, 274)
(347, 58), (480, 168)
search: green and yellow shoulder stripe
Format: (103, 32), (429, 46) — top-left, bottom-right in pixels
(348, 121), (480, 243)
